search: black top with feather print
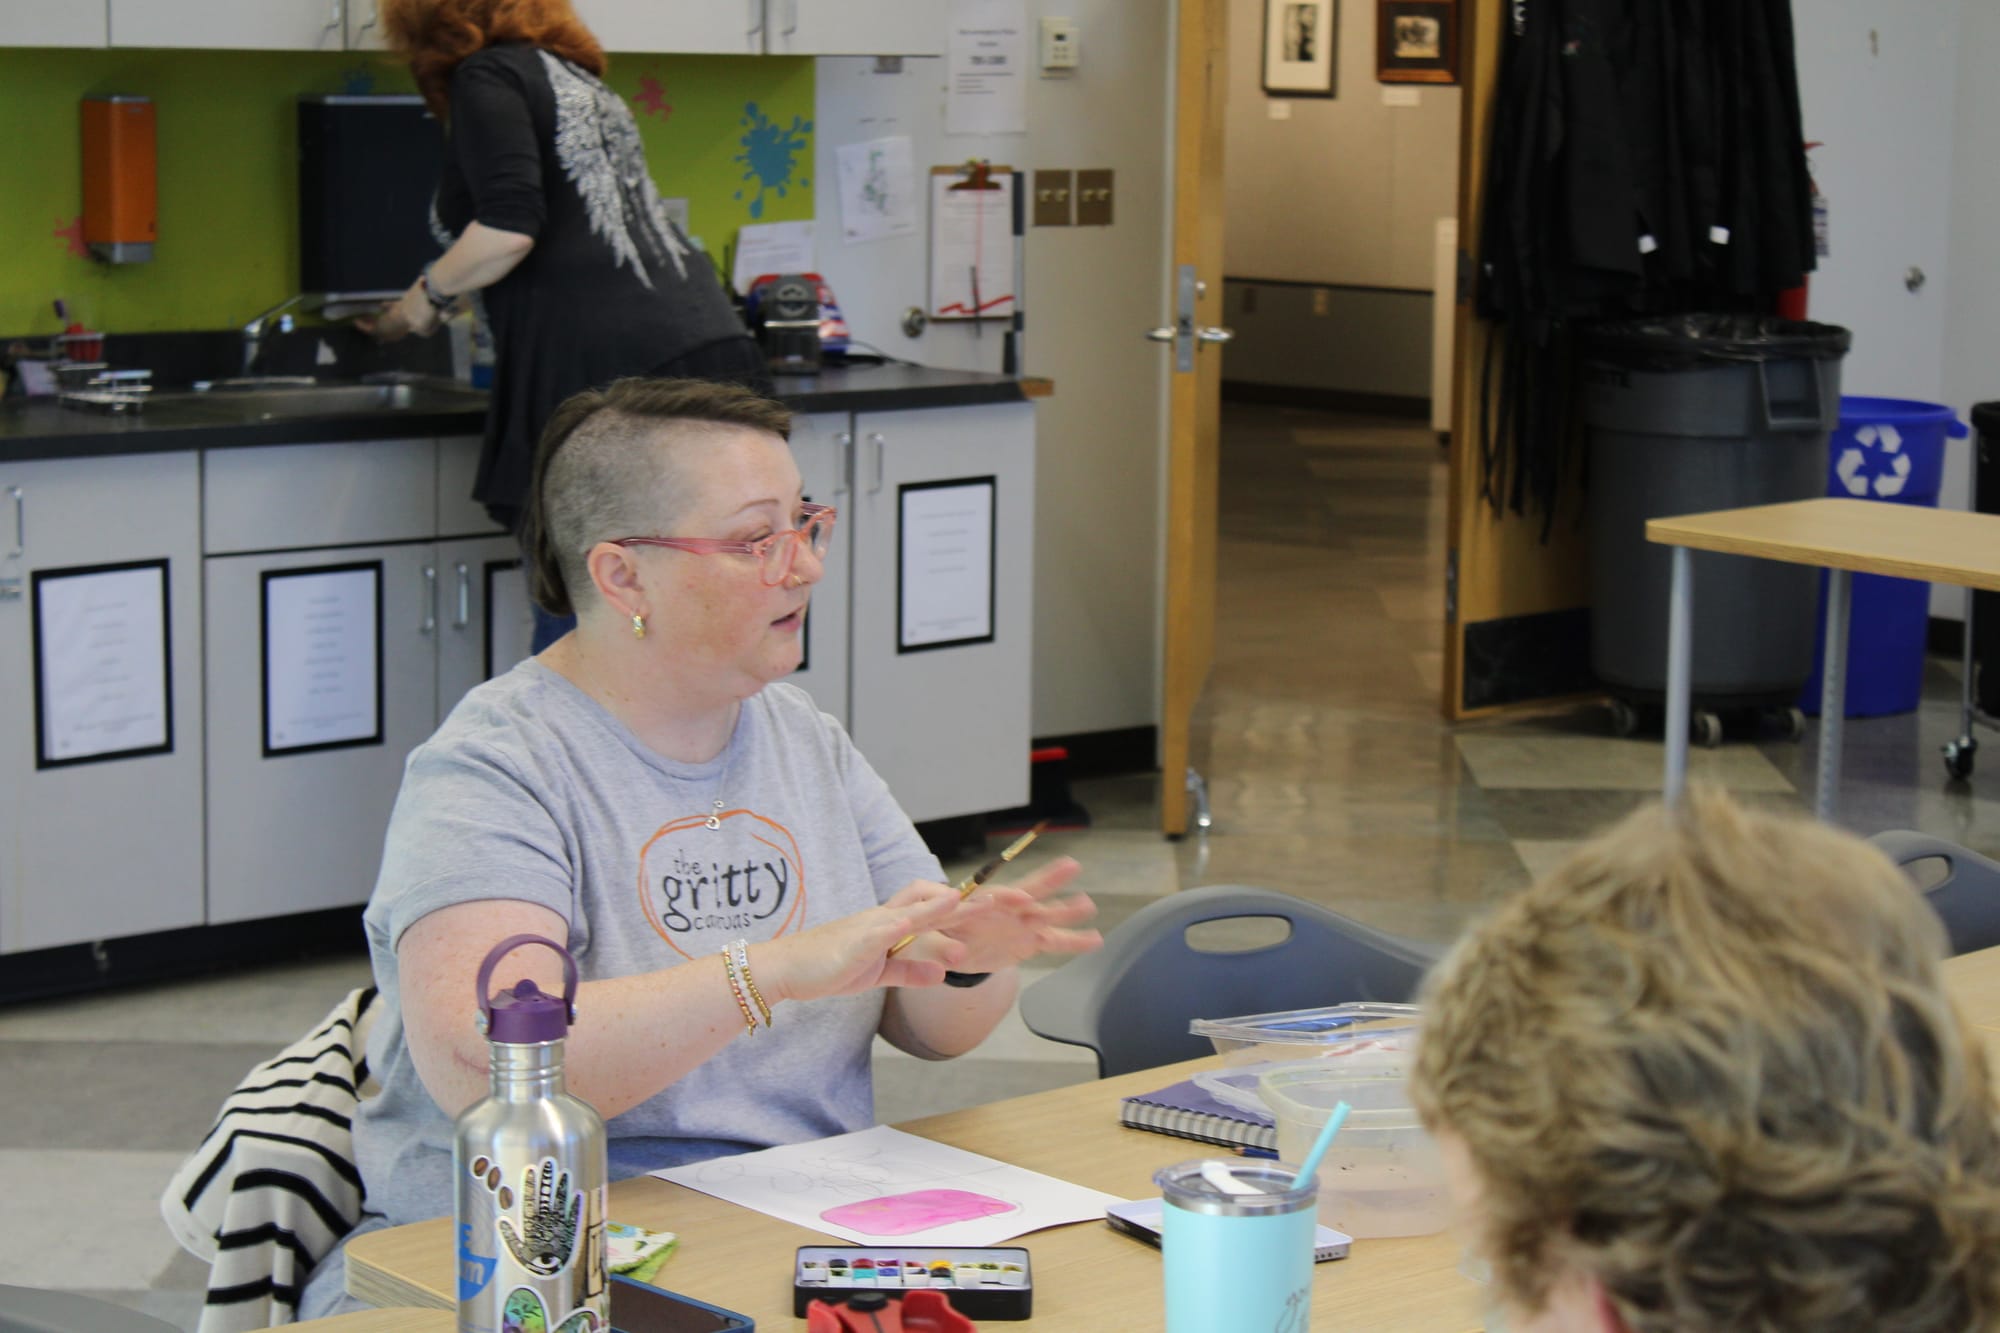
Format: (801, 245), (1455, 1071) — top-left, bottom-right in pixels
(435, 44), (751, 526)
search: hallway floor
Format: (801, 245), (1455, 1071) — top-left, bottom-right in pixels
(13, 400), (1999, 1328)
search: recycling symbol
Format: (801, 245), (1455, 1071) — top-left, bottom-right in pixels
(1836, 423), (1911, 498)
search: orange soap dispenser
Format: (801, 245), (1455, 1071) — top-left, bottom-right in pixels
(81, 94), (156, 263)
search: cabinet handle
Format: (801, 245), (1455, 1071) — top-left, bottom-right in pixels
(0, 486), (20, 602)
(869, 433), (886, 494)
(784, 0), (799, 36)
(421, 564), (437, 634)
(835, 432), (853, 496)
(352, 9), (376, 42)
(454, 562), (471, 629)
(323, 0), (341, 42)
(748, 0), (763, 44)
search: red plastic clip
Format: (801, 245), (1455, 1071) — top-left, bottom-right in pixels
(804, 1288), (976, 1333)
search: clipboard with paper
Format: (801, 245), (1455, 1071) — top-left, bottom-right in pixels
(928, 162), (1017, 322)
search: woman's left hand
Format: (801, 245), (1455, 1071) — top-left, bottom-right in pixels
(905, 856), (1100, 975)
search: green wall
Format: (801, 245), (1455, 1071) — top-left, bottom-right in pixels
(0, 47), (813, 337)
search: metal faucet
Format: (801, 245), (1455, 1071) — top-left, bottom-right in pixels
(241, 294), (308, 375)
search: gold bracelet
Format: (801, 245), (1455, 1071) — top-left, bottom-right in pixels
(732, 939), (773, 1028)
(719, 947), (759, 1036)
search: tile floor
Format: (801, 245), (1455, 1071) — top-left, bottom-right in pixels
(15, 401), (1999, 1328)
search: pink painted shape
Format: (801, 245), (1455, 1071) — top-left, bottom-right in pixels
(632, 75), (672, 120)
(52, 216), (87, 258)
(820, 1189), (1017, 1237)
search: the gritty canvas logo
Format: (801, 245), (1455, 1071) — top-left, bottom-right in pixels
(636, 810), (807, 956)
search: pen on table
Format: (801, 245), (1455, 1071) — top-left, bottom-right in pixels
(886, 820), (1048, 958)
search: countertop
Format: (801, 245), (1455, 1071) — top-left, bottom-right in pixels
(0, 362), (1037, 463)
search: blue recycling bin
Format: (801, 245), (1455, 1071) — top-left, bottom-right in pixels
(1799, 396), (1969, 716)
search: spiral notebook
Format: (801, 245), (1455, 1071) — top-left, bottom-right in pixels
(1118, 1077), (1278, 1152)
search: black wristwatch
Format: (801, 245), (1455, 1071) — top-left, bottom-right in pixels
(942, 970), (992, 988)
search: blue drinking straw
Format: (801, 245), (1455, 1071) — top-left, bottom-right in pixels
(1293, 1099), (1353, 1189)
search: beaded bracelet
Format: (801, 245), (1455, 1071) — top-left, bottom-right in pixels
(730, 939), (774, 1028)
(719, 946), (760, 1037)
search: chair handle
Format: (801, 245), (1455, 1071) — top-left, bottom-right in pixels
(1871, 829), (1972, 873)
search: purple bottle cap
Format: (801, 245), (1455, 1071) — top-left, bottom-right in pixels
(475, 934), (580, 1044)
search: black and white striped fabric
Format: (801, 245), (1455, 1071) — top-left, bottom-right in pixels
(161, 986), (379, 1332)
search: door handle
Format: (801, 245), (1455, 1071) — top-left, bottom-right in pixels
(834, 432), (853, 496)
(0, 486), (21, 601)
(1144, 327), (1178, 342)
(1195, 326), (1235, 344)
(453, 561), (471, 629)
(868, 433), (886, 494)
(421, 564), (437, 634)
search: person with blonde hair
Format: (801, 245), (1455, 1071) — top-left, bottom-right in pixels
(1412, 788), (2000, 1332)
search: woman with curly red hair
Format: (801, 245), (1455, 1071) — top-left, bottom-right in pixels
(362, 0), (767, 647)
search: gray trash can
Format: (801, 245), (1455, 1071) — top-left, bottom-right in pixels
(1582, 315), (1851, 736)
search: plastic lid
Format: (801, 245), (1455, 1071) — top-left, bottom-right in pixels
(1154, 1159), (1315, 1216)
(1190, 1001), (1419, 1049)
(475, 934), (579, 1044)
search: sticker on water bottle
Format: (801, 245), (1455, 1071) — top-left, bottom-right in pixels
(459, 1222), (497, 1300)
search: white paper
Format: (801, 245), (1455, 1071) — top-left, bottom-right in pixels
(928, 174), (1016, 321)
(948, 0), (1028, 135)
(835, 136), (918, 245)
(264, 566), (379, 753)
(35, 564), (169, 764)
(486, 561), (536, 680)
(653, 1125), (1123, 1246)
(732, 220), (818, 295)
(900, 480), (995, 649)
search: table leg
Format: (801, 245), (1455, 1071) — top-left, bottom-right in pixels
(1664, 545), (1692, 805)
(1816, 568), (1851, 822)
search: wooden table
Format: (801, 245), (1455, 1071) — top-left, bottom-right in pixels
(1647, 499), (2000, 819)
(348, 1056), (1484, 1332)
(293, 1311), (453, 1332)
(348, 948), (2000, 1330)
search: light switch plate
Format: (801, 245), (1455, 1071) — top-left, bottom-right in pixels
(1033, 170), (1073, 226)
(1381, 86), (1422, 107)
(1039, 17), (1078, 72)
(1268, 100), (1293, 120)
(1075, 169), (1113, 226)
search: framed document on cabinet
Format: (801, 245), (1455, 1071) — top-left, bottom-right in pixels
(898, 477), (997, 653)
(32, 559), (173, 769)
(261, 562), (383, 757)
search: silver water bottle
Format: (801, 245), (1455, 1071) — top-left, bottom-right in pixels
(455, 934), (609, 1333)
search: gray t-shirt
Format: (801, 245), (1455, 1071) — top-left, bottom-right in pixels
(350, 660), (945, 1229)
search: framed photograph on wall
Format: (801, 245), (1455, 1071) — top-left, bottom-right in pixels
(1263, 0), (1338, 98)
(1378, 0), (1458, 84)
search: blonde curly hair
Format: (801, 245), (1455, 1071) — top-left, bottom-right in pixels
(1412, 788), (2000, 1331)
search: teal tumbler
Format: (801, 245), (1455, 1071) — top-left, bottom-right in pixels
(1156, 1158), (1317, 1332)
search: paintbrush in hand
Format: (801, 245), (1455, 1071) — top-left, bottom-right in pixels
(886, 820), (1049, 958)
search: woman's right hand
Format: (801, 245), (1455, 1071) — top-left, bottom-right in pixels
(756, 881), (983, 1004)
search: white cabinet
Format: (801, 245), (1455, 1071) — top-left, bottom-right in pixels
(785, 412), (852, 726)
(0, 453), (205, 954)
(578, 0), (941, 54)
(846, 402), (1034, 823)
(110, 0), (346, 49)
(770, 0), (942, 55)
(572, 0), (759, 54)
(204, 543), (439, 924)
(0, 0), (108, 46)
(437, 536), (537, 713)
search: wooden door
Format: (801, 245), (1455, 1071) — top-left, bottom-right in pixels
(1440, 1), (1591, 719)
(1158, 0), (1228, 836)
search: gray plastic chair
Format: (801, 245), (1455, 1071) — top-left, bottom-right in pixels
(0, 1286), (178, 1333)
(1868, 830), (2000, 957)
(1019, 884), (1443, 1077)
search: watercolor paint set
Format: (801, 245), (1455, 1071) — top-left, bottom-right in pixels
(793, 1245), (1033, 1319)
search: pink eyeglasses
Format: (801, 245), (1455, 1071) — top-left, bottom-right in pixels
(608, 503), (836, 587)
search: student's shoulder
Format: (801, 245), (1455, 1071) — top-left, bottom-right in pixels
(450, 43), (544, 91)
(753, 682), (850, 750)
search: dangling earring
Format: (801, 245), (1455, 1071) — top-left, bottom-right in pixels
(631, 613), (647, 640)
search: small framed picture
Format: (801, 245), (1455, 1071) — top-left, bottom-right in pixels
(1378, 0), (1458, 84)
(1263, 0), (1338, 98)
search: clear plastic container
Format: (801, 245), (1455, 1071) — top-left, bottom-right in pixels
(1258, 1061), (1449, 1239)
(1191, 1002), (1419, 1067)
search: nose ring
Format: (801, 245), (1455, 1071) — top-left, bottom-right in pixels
(787, 574), (804, 589)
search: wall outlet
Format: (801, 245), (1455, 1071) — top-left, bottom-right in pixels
(1039, 17), (1078, 73)
(1268, 100), (1292, 121)
(1311, 288), (1330, 316)
(1033, 170), (1073, 226)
